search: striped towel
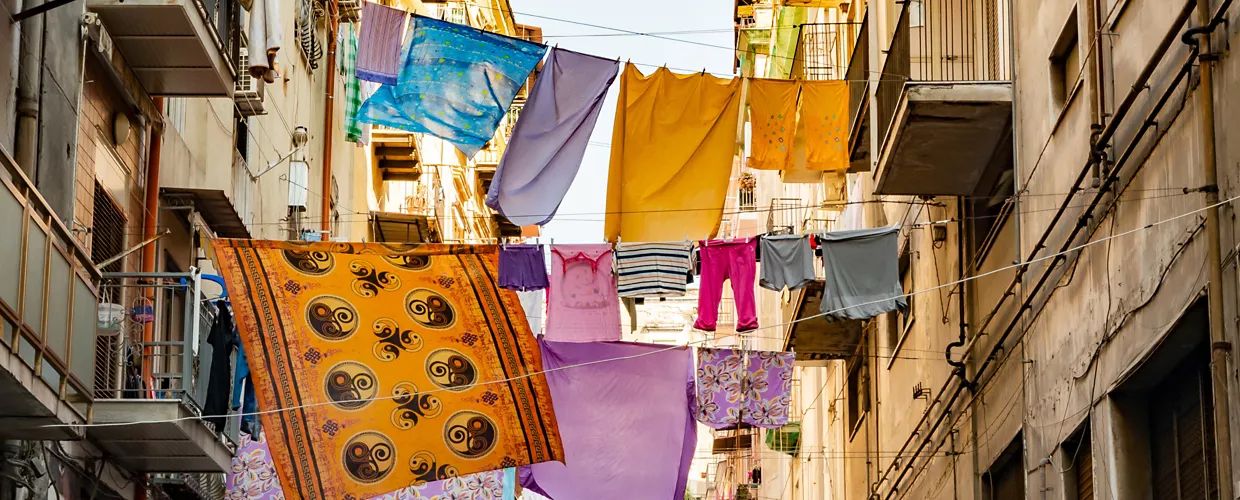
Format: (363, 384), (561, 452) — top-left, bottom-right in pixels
(356, 1), (407, 84)
(615, 242), (693, 297)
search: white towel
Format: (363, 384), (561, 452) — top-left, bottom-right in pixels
(247, 0), (281, 83)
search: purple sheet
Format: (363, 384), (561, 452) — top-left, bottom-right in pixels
(521, 340), (696, 500)
(486, 48), (619, 226)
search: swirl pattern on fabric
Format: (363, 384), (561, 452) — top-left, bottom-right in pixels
(211, 240), (562, 500)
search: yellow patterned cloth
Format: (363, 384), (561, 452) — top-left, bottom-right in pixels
(746, 78), (799, 170)
(801, 80), (850, 171)
(211, 240), (563, 500)
(604, 64), (742, 242)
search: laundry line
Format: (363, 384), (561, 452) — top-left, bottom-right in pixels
(50, 191), (1238, 430)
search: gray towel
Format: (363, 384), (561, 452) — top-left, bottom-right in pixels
(818, 226), (908, 320)
(759, 235), (816, 292)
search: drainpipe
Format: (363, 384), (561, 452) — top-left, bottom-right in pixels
(140, 97), (164, 399)
(14, 0), (43, 177)
(1084, 0), (1105, 189)
(1184, 1), (1234, 498)
(320, 0), (339, 237)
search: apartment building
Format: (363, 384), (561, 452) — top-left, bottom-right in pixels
(735, 0), (1240, 499)
(0, 0), (524, 497)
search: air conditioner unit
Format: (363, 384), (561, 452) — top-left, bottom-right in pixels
(235, 45), (267, 116)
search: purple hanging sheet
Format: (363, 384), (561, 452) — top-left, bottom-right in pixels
(521, 340), (696, 500)
(485, 48), (619, 226)
(693, 348), (795, 429)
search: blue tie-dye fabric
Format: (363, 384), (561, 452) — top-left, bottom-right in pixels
(357, 15), (546, 157)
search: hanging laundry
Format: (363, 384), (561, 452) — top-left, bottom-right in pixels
(246, 0), (282, 83)
(232, 342), (261, 436)
(615, 242), (694, 298)
(203, 303), (237, 432)
(840, 174), (864, 231)
(498, 244), (549, 291)
(817, 226), (908, 320)
(356, 1), (408, 84)
(604, 64), (742, 242)
(211, 240), (564, 500)
(694, 239), (758, 332)
(693, 348), (794, 429)
(521, 340), (696, 500)
(226, 432), (510, 500)
(545, 244), (620, 342)
(758, 235), (816, 292)
(341, 24), (365, 144)
(746, 78), (799, 170)
(801, 80), (850, 171)
(358, 16), (546, 157)
(486, 48), (618, 226)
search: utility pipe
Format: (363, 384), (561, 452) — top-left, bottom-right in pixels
(14, 0), (42, 177)
(1184, 0), (1234, 497)
(874, 0), (1203, 495)
(321, 0), (340, 237)
(140, 97), (164, 399)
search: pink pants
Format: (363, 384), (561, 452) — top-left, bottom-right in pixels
(694, 238), (758, 332)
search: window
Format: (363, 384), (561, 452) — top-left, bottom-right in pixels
(1049, 8), (1080, 110)
(846, 340), (870, 435)
(91, 183), (126, 274)
(968, 167), (1014, 267)
(887, 248), (914, 355)
(983, 435), (1025, 499)
(909, 0), (926, 28)
(1061, 423), (1093, 500)
(165, 98), (187, 137)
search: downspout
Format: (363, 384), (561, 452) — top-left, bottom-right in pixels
(14, 0), (43, 177)
(1084, 0), (1105, 188)
(1183, 1), (1234, 498)
(140, 97), (164, 399)
(321, 0), (339, 237)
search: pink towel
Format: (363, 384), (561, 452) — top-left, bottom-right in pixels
(357, 1), (406, 84)
(545, 244), (621, 342)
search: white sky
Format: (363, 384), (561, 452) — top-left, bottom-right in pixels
(511, 0), (737, 243)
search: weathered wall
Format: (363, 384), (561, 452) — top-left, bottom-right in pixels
(36, 0), (85, 222)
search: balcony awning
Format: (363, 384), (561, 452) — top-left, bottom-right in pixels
(160, 188), (251, 239)
(712, 433), (753, 454)
(784, 280), (864, 365)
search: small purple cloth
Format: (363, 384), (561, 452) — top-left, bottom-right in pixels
(694, 348), (795, 429)
(356, 1), (406, 85)
(486, 48), (619, 226)
(522, 340), (696, 500)
(499, 244), (549, 291)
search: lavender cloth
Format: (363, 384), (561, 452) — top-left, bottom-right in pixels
(693, 348), (795, 429)
(521, 340), (697, 500)
(355, 1), (406, 85)
(499, 244), (549, 291)
(486, 48), (619, 226)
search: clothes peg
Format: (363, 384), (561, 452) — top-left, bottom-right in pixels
(701, 68), (707, 76)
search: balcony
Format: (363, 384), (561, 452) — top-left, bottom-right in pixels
(872, 0), (1013, 196)
(782, 281), (863, 366)
(0, 148), (99, 440)
(88, 0), (238, 96)
(844, 17), (870, 172)
(90, 271), (236, 473)
(374, 129), (422, 182)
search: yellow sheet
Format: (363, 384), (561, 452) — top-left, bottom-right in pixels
(212, 240), (563, 500)
(605, 64), (742, 242)
(746, 78), (799, 170)
(801, 80), (850, 171)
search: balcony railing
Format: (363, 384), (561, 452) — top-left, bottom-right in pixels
(0, 147), (100, 436)
(875, 0), (1013, 150)
(792, 22), (861, 80)
(845, 16), (869, 158)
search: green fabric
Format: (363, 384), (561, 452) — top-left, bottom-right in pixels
(765, 421), (801, 456)
(342, 23), (363, 143)
(767, 7), (807, 79)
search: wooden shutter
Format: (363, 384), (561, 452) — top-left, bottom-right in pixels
(1074, 431), (1093, 500)
(1150, 350), (1219, 500)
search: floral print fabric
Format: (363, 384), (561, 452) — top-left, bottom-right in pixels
(226, 432), (507, 500)
(693, 348), (794, 429)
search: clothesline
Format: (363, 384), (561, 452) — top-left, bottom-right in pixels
(48, 190), (1233, 431)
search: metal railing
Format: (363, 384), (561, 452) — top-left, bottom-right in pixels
(875, 0), (1012, 150)
(96, 271), (240, 441)
(793, 22), (862, 80)
(0, 147), (100, 407)
(194, 0), (241, 78)
(766, 197), (803, 234)
(846, 17), (869, 150)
